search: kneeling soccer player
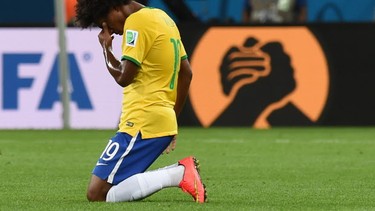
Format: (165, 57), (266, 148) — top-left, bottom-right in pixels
(75, 0), (206, 203)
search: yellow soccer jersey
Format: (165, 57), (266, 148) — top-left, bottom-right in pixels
(119, 7), (187, 139)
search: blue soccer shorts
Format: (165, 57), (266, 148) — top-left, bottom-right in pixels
(92, 131), (173, 185)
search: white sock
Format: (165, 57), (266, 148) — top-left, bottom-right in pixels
(106, 164), (184, 202)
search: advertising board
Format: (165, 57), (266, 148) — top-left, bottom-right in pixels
(0, 28), (123, 128)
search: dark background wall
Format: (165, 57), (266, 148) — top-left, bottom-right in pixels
(308, 24), (375, 125)
(0, 0), (54, 25)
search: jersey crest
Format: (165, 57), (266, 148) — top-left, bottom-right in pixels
(126, 30), (138, 47)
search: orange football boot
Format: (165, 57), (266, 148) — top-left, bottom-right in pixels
(178, 156), (207, 203)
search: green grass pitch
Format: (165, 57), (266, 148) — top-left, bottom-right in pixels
(1, 127), (375, 210)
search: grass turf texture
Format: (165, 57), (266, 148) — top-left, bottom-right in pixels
(1, 127), (375, 210)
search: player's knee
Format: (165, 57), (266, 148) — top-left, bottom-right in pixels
(86, 175), (112, 202)
(86, 189), (97, 202)
(86, 188), (106, 202)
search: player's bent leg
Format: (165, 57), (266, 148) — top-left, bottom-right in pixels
(87, 174), (112, 202)
(88, 132), (176, 202)
(106, 164), (184, 202)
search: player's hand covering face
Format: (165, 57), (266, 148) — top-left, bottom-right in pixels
(98, 22), (114, 49)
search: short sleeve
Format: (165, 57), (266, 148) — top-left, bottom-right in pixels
(180, 40), (188, 60)
(121, 13), (155, 66)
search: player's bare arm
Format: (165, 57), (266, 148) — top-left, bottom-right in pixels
(99, 22), (139, 87)
(164, 60), (192, 154)
(174, 59), (193, 117)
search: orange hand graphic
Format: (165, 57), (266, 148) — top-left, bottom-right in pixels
(214, 37), (296, 126)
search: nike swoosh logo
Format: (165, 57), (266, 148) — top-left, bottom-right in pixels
(96, 162), (108, 166)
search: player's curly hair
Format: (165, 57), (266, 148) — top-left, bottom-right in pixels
(75, 0), (132, 28)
